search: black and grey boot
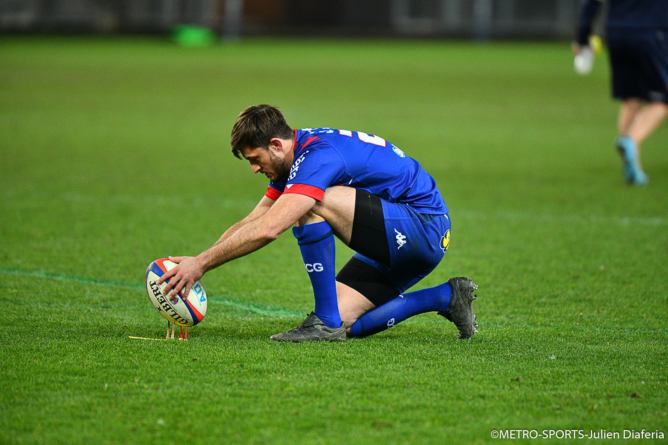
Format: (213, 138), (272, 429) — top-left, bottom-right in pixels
(270, 312), (346, 343)
(438, 277), (478, 340)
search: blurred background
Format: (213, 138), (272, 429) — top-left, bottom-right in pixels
(0, 0), (604, 40)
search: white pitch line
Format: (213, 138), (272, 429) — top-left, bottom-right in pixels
(0, 268), (303, 318)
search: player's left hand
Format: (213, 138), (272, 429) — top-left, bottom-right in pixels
(157, 256), (205, 299)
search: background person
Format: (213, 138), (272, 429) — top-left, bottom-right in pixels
(575, 0), (668, 186)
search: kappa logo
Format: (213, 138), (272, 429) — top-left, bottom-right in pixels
(394, 229), (406, 249)
(305, 263), (324, 273)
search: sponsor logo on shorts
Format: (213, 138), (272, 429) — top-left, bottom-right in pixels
(440, 230), (450, 252)
(387, 318), (395, 328)
(394, 229), (407, 249)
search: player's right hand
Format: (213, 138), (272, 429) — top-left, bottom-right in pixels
(157, 256), (205, 300)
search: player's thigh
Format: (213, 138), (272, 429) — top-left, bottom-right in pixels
(355, 204), (450, 294)
(315, 187), (392, 265)
(337, 204), (451, 306)
(310, 185), (356, 244)
(382, 202), (449, 271)
(347, 189), (392, 266)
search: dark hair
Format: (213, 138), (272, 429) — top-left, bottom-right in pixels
(230, 105), (293, 159)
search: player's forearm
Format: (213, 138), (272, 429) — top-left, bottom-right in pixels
(200, 194), (313, 273)
(213, 220), (248, 246)
(213, 196), (274, 246)
(198, 218), (279, 272)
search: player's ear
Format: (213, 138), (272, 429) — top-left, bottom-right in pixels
(268, 138), (285, 154)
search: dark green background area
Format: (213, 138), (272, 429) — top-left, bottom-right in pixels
(1, 37), (666, 445)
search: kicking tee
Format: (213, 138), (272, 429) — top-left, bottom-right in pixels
(265, 128), (448, 215)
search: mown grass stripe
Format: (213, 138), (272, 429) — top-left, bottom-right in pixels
(0, 268), (301, 318)
(0, 268), (144, 290)
(3, 269), (664, 334)
(481, 321), (667, 335)
(459, 210), (668, 227)
(5, 191), (667, 227)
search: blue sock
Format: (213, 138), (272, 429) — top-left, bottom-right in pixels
(293, 221), (341, 328)
(349, 282), (452, 337)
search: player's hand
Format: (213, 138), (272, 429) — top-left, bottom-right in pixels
(157, 256), (205, 300)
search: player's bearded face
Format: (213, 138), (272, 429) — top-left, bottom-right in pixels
(267, 149), (291, 181)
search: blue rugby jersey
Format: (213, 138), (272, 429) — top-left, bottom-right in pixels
(578, 0), (668, 44)
(265, 128), (448, 215)
(608, 0), (668, 30)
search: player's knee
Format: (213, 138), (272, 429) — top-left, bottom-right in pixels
(296, 210), (325, 226)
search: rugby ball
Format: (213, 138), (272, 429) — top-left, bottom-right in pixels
(145, 258), (207, 326)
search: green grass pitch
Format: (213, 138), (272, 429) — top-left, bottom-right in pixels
(1, 36), (666, 445)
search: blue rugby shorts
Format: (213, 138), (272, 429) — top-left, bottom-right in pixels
(353, 200), (451, 294)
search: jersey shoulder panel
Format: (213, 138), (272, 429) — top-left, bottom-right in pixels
(284, 130), (347, 201)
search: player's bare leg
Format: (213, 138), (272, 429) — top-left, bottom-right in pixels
(335, 281), (376, 331)
(616, 100), (666, 185)
(618, 99), (643, 135)
(298, 185), (356, 244)
(626, 102), (668, 147)
(616, 100), (649, 185)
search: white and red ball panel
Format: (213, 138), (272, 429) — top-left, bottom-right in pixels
(145, 258), (207, 326)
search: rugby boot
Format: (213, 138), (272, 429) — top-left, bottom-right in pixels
(438, 277), (478, 340)
(270, 312), (346, 343)
(616, 136), (649, 186)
